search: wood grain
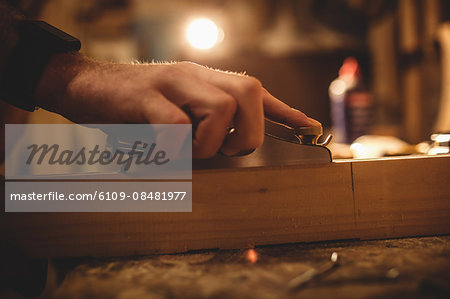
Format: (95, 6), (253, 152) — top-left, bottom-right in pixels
(352, 155), (450, 239)
(1, 155), (449, 258)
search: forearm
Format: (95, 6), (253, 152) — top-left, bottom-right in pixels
(34, 52), (95, 114)
(0, 2), (22, 83)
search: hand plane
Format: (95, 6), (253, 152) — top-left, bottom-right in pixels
(193, 119), (332, 170)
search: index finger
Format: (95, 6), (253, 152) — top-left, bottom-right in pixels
(262, 88), (322, 128)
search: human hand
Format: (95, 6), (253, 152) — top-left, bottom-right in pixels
(35, 54), (321, 158)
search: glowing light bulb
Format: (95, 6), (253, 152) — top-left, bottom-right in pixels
(187, 18), (220, 50)
(329, 79), (347, 97)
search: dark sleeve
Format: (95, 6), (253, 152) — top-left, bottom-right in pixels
(0, 2), (23, 83)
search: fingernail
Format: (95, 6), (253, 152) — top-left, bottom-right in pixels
(307, 117), (322, 127)
(234, 149), (256, 156)
(291, 108), (307, 117)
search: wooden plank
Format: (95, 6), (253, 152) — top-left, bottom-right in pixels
(352, 155), (450, 239)
(1, 163), (354, 257)
(1, 155), (449, 258)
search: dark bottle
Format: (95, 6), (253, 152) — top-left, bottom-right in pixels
(329, 57), (373, 144)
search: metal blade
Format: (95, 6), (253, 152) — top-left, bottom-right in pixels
(193, 120), (332, 170)
(263, 118), (300, 144)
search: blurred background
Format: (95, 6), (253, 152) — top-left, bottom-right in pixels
(3, 0), (450, 158)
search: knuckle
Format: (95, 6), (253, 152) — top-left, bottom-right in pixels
(240, 76), (263, 98)
(214, 93), (237, 114)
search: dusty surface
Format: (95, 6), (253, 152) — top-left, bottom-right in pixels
(1, 235), (446, 299)
(1, 157), (449, 298)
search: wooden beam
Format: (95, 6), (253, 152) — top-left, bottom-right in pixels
(1, 155), (449, 258)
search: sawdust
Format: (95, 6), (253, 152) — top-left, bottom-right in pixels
(17, 236), (450, 299)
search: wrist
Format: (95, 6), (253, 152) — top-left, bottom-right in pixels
(34, 53), (94, 114)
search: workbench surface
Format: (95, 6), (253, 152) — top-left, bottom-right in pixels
(4, 235), (448, 299)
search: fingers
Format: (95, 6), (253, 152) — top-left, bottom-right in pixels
(158, 70), (237, 158)
(141, 94), (191, 124)
(179, 63), (265, 156)
(156, 62), (321, 158)
(262, 88), (322, 128)
(217, 76), (264, 156)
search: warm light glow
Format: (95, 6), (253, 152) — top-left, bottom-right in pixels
(246, 249), (258, 264)
(431, 133), (450, 143)
(329, 79), (347, 97)
(350, 142), (368, 158)
(331, 252), (338, 263)
(428, 147), (449, 155)
(187, 19), (220, 49)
